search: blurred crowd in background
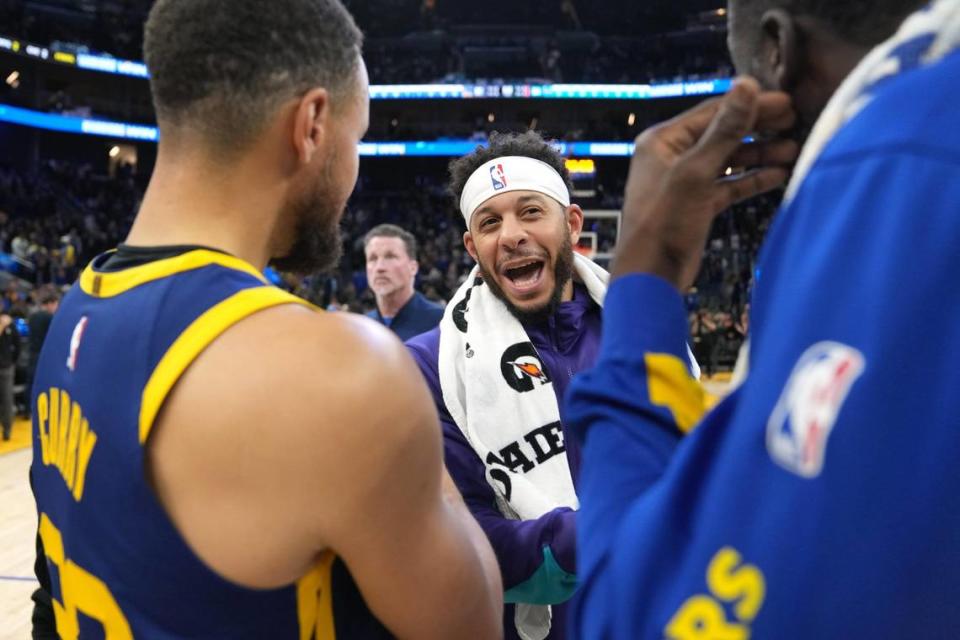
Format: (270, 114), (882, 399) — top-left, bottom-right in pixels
(0, 158), (778, 379)
(1, 0), (731, 87)
(0, 0), (764, 384)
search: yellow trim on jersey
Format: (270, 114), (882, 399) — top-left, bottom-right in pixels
(138, 286), (311, 444)
(644, 353), (708, 434)
(297, 551), (337, 640)
(79, 249), (267, 298)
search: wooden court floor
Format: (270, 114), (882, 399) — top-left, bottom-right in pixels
(0, 418), (38, 640)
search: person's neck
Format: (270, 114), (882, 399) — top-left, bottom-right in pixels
(796, 21), (873, 131)
(377, 286), (415, 318)
(124, 143), (286, 271)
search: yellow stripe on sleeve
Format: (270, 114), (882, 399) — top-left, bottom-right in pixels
(138, 286), (310, 444)
(644, 353), (708, 434)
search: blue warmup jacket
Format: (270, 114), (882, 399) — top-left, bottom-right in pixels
(567, 47), (960, 639)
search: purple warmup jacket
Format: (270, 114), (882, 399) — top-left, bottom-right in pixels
(406, 284), (602, 640)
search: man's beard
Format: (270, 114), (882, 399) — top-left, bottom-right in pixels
(270, 172), (344, 276)
(480, 233), (575, 324)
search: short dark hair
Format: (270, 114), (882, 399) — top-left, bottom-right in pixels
(144, 0), (363, 153)
(448, 131), (574, 209)
(364, 224), (418, 260)
(733, 0), (926, 46)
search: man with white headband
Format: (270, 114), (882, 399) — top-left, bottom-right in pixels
(568, 0), (960, 637)
(408, 131), (696, 640)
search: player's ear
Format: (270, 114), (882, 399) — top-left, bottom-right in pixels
(463, 231), (479, 262)
(291, 87), (330, 166)
(565, 204), (585, 246)
(757, 9), (800, 91)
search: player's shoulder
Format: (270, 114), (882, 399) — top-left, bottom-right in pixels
(824, 48), (960, 165)
(176, 301), (425, 434)
(153, 301), (439, 490)
(147, 302), (442, 578)
(255, 303), (421, 406)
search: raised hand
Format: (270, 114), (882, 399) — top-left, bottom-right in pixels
(614, 77), (798, 289)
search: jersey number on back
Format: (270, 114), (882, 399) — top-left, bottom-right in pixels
(39, 513), (133, 639)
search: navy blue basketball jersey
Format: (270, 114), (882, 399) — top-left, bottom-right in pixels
(30, 248), (392, 639)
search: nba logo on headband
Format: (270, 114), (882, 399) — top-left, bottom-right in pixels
(460, 155), (571, 225)
(490, 164), (507, 191)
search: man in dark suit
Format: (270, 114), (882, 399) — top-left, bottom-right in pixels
(364, 224), (443, 341)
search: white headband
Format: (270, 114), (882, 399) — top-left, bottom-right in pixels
(458, 156), (571, 227)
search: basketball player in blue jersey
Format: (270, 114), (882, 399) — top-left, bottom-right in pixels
(569, 0), (960, 638)
(28, 0), (503, 638)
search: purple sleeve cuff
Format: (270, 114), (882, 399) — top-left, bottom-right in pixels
(443, 420), (577, 587)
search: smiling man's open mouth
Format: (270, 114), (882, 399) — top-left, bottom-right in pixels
(502, 258), (546, 293)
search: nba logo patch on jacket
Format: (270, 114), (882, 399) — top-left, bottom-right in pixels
(767, 341), (866, 478)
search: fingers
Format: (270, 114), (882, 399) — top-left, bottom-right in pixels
(647, 96), (724, 156)
(631, 97), (722, 165)
(753, 92), (796, 132)
(687, 77), (762, 174)
(729, 138), (799, 169)
(632, 80), (795, 168)
(715, 167), (791, 210)
(613, 79), (796, 290)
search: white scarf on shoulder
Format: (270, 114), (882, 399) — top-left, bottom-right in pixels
(438, 254), (607, 640)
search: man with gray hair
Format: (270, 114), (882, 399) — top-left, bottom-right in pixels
(364, 223), (443, 341)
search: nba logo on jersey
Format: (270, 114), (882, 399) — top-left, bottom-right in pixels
(490, 163), (507, 190)
(66, 316), (89, 372)
(766, 341), (865, 478)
